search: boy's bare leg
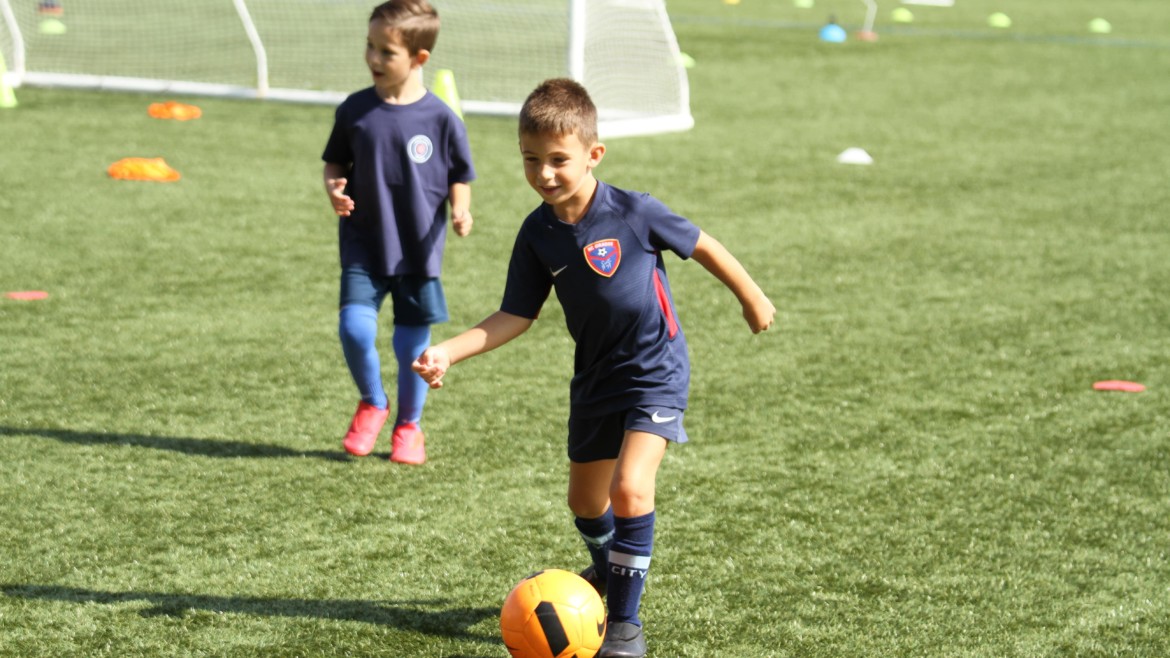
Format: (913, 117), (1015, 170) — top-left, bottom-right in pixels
(611, 431), (666, 517)
(569, 459), (615, 518)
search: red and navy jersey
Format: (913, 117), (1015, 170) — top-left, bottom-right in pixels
(501, 182), (701, 417)
(322, 88), (475, 277)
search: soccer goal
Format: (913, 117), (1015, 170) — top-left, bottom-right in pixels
(0, 0), (693, 138)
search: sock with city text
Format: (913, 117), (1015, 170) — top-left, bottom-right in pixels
(607, 511), (655, 626)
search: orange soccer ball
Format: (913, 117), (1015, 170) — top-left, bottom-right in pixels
(500, 569), (606, 658)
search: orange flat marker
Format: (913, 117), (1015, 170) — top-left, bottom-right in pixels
(148, 100), (202, 120)
(107, 157), (181, 181)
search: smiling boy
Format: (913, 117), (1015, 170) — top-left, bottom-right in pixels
(414, 78), (774, 657)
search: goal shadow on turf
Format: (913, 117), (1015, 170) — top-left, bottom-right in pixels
(2, 583), (499, 644)
(0, 426), (351, 461)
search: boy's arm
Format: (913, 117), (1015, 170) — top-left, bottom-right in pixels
(412, 310), (533, 388)
(690, 230), (776, 334)
(323, 162), (354, 217)
(449, 182), (473, 237)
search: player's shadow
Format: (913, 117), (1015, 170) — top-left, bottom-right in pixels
(1, 583), (499, 645)
(0, 426), (349, 461)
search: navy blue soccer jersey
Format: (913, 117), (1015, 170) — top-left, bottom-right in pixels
(501, 182), (702, 417)
(322, 88), (475, 277)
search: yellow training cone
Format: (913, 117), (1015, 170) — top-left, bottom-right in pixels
(0, 52), (17, 109)
(432, 69), (462, 119)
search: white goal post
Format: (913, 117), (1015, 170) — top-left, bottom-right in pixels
(0, 0), (693, 138)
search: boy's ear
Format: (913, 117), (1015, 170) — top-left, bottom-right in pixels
(589, 142), (606, 166)
(413, 49), (431, 68)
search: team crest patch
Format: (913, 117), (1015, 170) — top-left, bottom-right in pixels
(584, 239), (621, 277)
(406, 135), (433, 164)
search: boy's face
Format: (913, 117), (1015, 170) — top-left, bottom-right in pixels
(366, 19), (427, 96)
(519, 130), (605, 214)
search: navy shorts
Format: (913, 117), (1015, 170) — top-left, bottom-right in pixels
(339, 265), (449, 325)
(567, 406), (688, 463)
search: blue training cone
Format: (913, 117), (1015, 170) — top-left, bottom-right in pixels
(819, 21), (847, 42)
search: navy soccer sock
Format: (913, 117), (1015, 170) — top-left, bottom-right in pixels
(338, 305), (387, 409)
(607, 511), (655, 626)
(392, 324), (431, 425)
(575, 507), (615, 584)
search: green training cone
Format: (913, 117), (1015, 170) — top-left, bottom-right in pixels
(0, 52), (17, 109)
(39, 18), (67, 35)
(1088, 18), (1112, 34)
(432, 69), (462, 119)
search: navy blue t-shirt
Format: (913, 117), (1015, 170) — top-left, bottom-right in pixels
(322, 88), (475, 277)
(501, 182), (702, 417)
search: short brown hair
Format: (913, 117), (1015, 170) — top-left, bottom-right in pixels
(369, 0), (440, 54)
(518, 78), (599, 145)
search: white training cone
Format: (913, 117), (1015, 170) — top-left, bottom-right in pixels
(837, 147), (874, 165)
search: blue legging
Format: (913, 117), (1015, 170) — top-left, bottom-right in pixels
(339, 305), (431, 424)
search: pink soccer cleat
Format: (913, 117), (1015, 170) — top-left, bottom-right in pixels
(343, 401), (389, 456)
(390, 422), (426, 465)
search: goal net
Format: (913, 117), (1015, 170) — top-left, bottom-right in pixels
(0, 0), (693, 138)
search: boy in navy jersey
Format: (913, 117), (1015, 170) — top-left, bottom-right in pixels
(414, 79), (774, 657)
(322, 0), (475, 464)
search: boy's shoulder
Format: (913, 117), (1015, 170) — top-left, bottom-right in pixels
(339, 86), (379, 105)
(334, 87), (381, 118)
(595, 182), (673, 220)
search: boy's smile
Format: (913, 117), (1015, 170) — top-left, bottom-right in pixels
(519, 131), (606, 224)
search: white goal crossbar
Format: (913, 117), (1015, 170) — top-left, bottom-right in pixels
(0, 0), (693, 138)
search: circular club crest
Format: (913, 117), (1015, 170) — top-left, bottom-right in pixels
(407, 135), (434, 164)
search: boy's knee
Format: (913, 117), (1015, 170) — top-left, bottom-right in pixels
(339, 304), (379, 342)
(568, 489), (610, 519)
(609, 481), (654, 518)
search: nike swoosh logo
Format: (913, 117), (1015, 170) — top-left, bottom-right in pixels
(551, 266), (568, 277)
(651, 411), (677, 423)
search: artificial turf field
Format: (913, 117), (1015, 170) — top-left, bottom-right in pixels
(2, 1), (1169, 656)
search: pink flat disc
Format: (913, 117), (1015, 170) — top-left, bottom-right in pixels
(1093, 380), (1146, 393)
(5, 290), (50, 301)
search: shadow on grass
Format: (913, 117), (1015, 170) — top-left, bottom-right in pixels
(0, 426), (351, 461)
(2, 583), (499, 646)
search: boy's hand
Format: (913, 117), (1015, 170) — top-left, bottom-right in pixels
(452, 209), (473, 237)
(744, 295), (776, 334)
(412, 347), (452, 389)
(326, 177), (355, 217)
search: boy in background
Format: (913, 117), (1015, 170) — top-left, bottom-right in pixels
(414, 79), (775, 657)
(322, 0), (475, 464)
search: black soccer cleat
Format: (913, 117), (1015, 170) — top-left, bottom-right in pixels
(596, 621), (646, 658)
(579, 564), (607, 598)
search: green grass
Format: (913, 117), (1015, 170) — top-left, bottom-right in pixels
(3, 1), (1170, 656)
